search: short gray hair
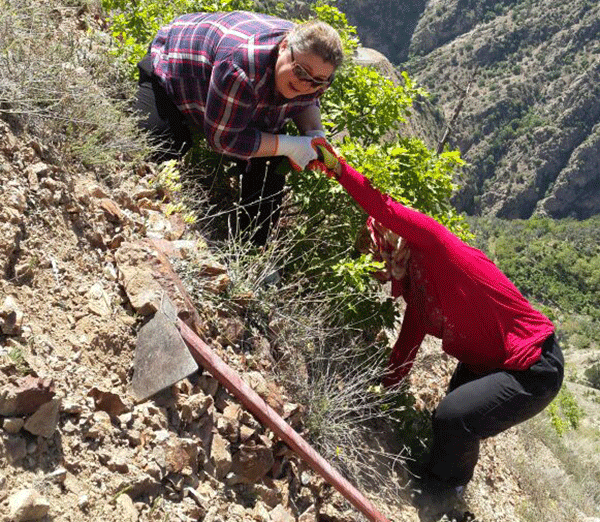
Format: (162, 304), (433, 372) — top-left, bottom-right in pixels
(286, 20), (344, 69)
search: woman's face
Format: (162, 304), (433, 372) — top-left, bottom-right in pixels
(274, 39), (335, 99)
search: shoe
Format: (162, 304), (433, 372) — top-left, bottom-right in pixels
(409, 472), (466, 512)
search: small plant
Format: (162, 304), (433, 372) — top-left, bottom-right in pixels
(547, 386), (584, 437)
(151, 159), (183, 194)
(584, 362), (600, 390)
(27, 255), (40, 270)
(8, 345), (31, 376)
(149, 160), (198, 224)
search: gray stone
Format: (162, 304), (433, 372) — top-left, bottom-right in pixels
(2, 417), (25, 434)
(0, 295), (24, 335)
(298, 505), (318, 522)
(3, 435), (27, 463)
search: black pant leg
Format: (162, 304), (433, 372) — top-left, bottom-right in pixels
(235, 156), (292, 246)
(427, 335), (563, 486)
(134, 54), (193, 161)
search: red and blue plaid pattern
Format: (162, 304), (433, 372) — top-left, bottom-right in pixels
(151, 11), (321, 159)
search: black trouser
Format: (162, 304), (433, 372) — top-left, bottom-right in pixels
(134, 54), (194, 161)
(426, 334), (564, 486)
(134, 54), (292, 246)
(231, 156), (290, 246)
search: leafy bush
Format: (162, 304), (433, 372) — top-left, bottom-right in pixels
(286, 133), (467, 331)
(584, 362), (600, 390)
(102, 0), (256, 76)
(282, 4), (468, 330)
(321, 65), (421, 144)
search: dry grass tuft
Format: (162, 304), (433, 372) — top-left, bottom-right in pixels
(176, 224), (413, 508)
(0, 0), (150, 168)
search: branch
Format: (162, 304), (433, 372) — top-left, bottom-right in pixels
(437, 67), (478, 154)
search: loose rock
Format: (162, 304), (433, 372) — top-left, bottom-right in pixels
(8, 489), (50, 522)
(24, 398), (61, 438)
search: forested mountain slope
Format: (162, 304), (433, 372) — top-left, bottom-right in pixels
(337, 0), (600, 220)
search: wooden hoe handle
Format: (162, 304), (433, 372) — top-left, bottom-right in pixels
(177, 319), (391, 522)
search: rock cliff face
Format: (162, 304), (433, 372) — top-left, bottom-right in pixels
(341, 0), (600, 219)
(338, 0), (427, 63)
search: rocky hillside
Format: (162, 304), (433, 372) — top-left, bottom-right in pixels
(2, 2), (600, 522)
(0, 86), (530, 522)
(0, 117), (397, 522)
(340, 0), (600, 220)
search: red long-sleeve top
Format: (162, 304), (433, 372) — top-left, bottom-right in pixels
(336, 162), (555, 386)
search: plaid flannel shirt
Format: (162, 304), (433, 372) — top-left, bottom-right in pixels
(151, 11), (321, 159)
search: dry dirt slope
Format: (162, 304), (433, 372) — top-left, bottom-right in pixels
(0, 115), (367, 522)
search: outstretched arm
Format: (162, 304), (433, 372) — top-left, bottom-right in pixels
(313, 142), (448, 251)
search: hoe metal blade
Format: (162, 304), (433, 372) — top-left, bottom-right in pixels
(131, 296), (198, 401)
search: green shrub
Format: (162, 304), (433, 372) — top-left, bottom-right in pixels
(285, 134), (468, 330)
(321, 65), (422, 145)
(102, 0), (256, 76)
(584, 362), (600, 390)
(547, 386), (584, 437)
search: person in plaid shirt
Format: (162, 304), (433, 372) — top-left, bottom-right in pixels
(134, 11), (344, 245)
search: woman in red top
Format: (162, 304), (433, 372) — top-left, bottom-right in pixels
(315, 145), (564, 495)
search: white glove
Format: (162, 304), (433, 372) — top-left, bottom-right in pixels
(275, 134), (318, 171)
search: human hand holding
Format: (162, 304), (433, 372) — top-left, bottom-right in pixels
(310, 137), (343, 179)
(275, 135), (318, 171)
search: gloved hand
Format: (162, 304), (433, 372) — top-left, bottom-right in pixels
(310, 137), (343, 178)
(275, 135), (318, 171)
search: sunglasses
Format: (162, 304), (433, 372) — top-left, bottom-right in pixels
(289, 44), (334, 88)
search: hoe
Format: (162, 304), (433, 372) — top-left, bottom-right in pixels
(132, 296), (391, 522)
